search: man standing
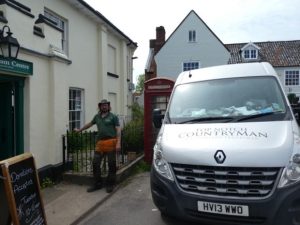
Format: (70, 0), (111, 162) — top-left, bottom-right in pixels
(75, 99), (121, 193)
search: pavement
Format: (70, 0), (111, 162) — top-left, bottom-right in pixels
(42, 154), (144, 225)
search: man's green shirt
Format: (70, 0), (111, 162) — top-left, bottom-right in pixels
(91, 112), (120, 141)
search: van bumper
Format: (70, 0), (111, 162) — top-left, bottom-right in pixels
(151, 167), (300, 225)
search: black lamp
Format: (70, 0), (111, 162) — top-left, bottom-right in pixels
(0, 25), (20, 58)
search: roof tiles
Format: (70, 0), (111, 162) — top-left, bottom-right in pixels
(226, 40), (300, 67)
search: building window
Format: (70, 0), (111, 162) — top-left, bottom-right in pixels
(44, 9), (68, 53)
(285, 70), (300, 86)
(153, 96), (170, 115)
(250, 50), (257, 58)
(244, 50), (250, 59)
(244, 50), (250, 58)
(243, 49), (257, 59)
(183, 62), (200, 71)
(69, 88), (84, 131)
(108, 45), (117, 74)
(188, 30), (196, 42)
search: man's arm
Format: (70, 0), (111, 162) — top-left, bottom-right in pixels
(115, 126), (121, 151)
(74, 122), (93, 132)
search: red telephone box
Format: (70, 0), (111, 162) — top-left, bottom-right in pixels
(144, 78), (175, 164)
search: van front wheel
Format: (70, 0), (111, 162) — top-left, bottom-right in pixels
(160, 211), (172, 219)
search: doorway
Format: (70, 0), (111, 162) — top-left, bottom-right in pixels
(0, 76), (24, 160)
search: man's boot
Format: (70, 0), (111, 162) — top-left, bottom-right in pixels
(105, 175), (116, 193)
(105, 183), (114, 193)
(87, 182), (103, 193)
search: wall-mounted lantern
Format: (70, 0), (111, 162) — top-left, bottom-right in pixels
(0, 25), (20, 58)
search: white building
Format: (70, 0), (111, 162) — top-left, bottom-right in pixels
(227, 41), (300, 97)
(0, 0), (137, 176)
(146, 10), (230, 81)
(146, 10), (300, 98)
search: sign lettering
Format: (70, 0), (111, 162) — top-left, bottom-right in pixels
(0, 153), (47, 225)
(0, 57), (33, 76)
(148, 84), (171, 90)
(179, 127), (268, 139)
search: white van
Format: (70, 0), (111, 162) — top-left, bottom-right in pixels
(150, 62), (300, 225)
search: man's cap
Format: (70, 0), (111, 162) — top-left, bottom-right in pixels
(99, 99), (110, 105)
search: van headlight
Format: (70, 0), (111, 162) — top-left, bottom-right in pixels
(153, 135), (174, 181)
(278, 154), (300, 188)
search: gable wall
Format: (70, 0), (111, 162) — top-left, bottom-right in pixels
(155, 12), (230, 80)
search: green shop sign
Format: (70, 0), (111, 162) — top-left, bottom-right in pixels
(0, 57), (33, 76)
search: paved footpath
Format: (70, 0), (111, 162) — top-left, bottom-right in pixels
(42, 155), (144, 225)
(42, 181), (111, 225)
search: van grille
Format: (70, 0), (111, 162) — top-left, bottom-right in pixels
(171, 163), (282, 198)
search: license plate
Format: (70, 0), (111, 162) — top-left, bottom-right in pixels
(197, 201), (249, 217)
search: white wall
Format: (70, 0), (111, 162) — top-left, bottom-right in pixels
(275, 66), (300, 97)
(155, 11), (230, 80)
(1, 0), (135, 168)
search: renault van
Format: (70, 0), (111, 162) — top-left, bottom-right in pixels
(150, 62), (300, 225)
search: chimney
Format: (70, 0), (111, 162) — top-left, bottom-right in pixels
(156, 26), (165, 43)
(154, 26), (165, 54)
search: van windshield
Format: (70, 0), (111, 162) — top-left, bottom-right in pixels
(168, 76), (290, 123)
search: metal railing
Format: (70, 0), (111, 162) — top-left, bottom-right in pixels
(62, 130), (143, 174)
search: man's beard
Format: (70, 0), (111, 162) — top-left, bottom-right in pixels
(101, 108), (108, 113)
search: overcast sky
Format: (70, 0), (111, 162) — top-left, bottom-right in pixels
(84, 0), (300, 83)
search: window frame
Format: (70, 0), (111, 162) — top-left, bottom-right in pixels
(241, 42), (260, 60)
(188, 30), (196, 42)
(244, 50), (250, 59)
(69, 88), (84, 131)
(44, 8), (68, 54)
(108, 44), (117, 75)
(183, 61), (200, 71)
(285, 70), (300, 86)
(243, 49), (258, 59)
(250, 49), (257, 58)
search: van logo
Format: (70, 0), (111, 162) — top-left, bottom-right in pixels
(214, 150), (226, 164)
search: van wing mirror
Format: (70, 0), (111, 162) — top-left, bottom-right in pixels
(152, 108), (164, 128)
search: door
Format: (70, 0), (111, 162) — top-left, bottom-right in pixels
(0, 82), (14, 160)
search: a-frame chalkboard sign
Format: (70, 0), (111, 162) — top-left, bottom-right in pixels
(0, 153), (47, 225)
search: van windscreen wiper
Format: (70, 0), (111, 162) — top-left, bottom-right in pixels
(235, 111), (283, 122)
(178, 116), (234, 124)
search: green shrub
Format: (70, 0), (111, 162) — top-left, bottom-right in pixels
(41, 177), (54, 189)
(67, 131), (96, 152)
(122, 120), (143, 152)
(131, 160), (151, 175)
(122, 103), (144, 153)
(288, 93), (299, 105)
